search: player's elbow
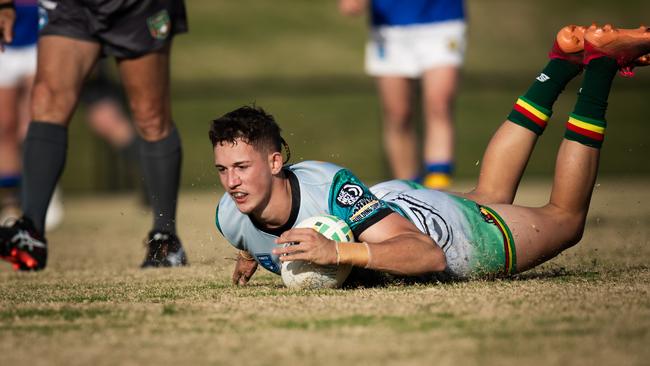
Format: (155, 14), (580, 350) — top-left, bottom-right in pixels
(426, 242), (447, 273)
(412, 236), (446, 274)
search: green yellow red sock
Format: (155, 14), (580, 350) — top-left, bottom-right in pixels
(564, 113), (606, 148)
(507, 59), (581, 135)
(563, 57), (617, 149)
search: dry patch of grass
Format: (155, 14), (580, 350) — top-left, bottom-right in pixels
(1, 180), (649, 365)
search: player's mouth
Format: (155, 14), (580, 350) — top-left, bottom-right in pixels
(230, 192), (248, 203)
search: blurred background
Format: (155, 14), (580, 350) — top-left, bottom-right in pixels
(60, 0), (650, 193)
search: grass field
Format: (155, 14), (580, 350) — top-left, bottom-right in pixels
(1, 180), (649, 365)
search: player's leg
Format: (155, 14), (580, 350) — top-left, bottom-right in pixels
(376, 76), (419, 180)
(421, 65), (459, 189)
(87, 99), (136, 149)
(117, 45), (186, 267)
(0, 36), (99, 270)
(22, 36), (100, 233)
(490, 25), (650, 272)
(463, 26), (586, 205)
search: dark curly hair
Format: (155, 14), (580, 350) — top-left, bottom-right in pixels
(209, 106), (290, 162)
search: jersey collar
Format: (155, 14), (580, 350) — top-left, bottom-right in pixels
(248, 168), (301, 237)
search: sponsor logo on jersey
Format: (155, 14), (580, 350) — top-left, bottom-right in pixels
(350, 197), (381, 223)
(536, 73), (550, 82)
(256, 254), (279, 274)
(336, 183), (364, 207)
(147, 9), (171, 40)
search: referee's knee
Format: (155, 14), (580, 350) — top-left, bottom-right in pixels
(30, 81), (76, 123)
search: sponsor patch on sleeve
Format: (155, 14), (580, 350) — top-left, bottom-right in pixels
(336, 183), (364, 207)
(329, 169), (393, 236)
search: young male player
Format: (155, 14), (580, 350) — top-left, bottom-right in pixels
(213, 24), (650, 285)
(0, 0), (188, 270)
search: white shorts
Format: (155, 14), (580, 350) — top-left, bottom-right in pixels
(0, 45), (37, 87)
(365, 20), (466, 78)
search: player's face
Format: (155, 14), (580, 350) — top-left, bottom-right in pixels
(214, 140), (275, 215)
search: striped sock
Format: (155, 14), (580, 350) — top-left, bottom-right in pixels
(564, 57), (618, 149)
(508, 59), (581, 135)
(422, 162), (453, 189)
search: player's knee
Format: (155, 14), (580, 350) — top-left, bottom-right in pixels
(0, 117), (18, 138)
(383, 105), (412, 131)
(131, 102), (169, 140)
(558, 210), (587, 249)
(425, 99), (452, 124)
(31, 81), (75, 122)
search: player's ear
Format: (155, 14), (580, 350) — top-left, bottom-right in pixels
(269, 151), (283, 174)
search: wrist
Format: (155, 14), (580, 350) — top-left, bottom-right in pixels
(335, 242), (371, 268)
(238, 250), (255, 261)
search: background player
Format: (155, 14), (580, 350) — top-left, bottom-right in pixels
(339, 0), (466, 188)
(214, 24), (650, 284)
(0, 0), (37, 223)
(0, 0), (188, 270)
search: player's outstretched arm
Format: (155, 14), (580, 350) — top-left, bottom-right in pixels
(274, 213), (446, 276)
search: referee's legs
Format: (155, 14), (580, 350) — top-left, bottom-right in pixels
(117, 44), (182, 238)
(25, 35), (100, 234)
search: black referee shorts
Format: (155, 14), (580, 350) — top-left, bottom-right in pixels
(39, 0), (188, 59)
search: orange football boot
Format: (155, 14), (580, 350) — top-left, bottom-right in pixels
(550, 24), (589, 65)
(584, 24), (650, 76)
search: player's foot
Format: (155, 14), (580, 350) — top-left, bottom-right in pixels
(584, 24), (650, 76)
(422, 173), (452, 190)
(141, 231), (188, 268)
(0, 217), (47, 271)
(550, 24), (589, 65)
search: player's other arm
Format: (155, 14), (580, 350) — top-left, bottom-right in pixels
(0, 0), (15, 50)
(338, 0), (368, 16)
(274, 213), (446, 276)
(355, 213), (446, 275)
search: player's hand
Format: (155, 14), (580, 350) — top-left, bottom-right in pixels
(232, 251), (258, 286)
(0, 4), (16, 52)
(273, 228), (337, 265)
(338, 0), (367, 17)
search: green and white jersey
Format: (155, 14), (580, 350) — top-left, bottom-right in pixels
(215, 161), (393, 274)
(371, 180), (516, 279)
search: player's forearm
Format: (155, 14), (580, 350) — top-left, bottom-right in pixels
(339, 234), (447, 275)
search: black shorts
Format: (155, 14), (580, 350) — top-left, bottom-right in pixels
(39, 0), (188, 59)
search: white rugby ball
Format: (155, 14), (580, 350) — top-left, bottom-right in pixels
(281, 215), (354, 289)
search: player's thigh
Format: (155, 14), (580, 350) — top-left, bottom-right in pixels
(421, 66), (459, 116)
(0, 87), (18, 132)
(31, 36), (101, 123)
(488, 203), (581, 272)
(376, 76), (413, 123)
(117, 45), (171, 138)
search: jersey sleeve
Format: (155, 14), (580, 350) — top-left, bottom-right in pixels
(328, 169), (394, 238)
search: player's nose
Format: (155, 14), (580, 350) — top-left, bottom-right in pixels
(227, 170), (241, 188)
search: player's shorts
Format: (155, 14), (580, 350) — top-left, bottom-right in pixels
(371, 180), (516, 279)
(39, 0), (188, 59)
(0, 45), (37, 87)
(365, 20), (466, 78)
